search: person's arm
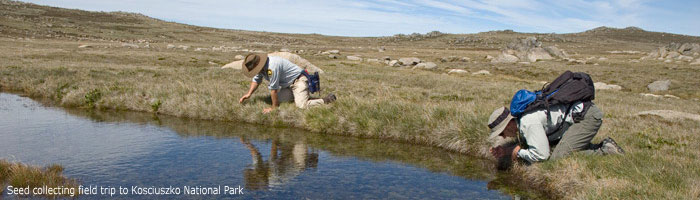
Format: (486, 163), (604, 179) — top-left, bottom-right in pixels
(263, 89), (279, 113)
(239, 81), (260, 104)
(516, 123), (551, 162)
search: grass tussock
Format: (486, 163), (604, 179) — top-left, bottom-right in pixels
(0, 160), (79, 198)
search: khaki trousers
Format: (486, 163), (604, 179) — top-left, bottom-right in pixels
(550, 104), (605, 159)
(277, 76), (324, 109)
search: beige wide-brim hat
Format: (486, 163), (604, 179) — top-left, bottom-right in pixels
(488, 106), (514, 139)
(241, 53), (268, 78)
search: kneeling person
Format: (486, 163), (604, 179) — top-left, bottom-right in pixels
(488, 103), (624, 164)
(239, 54), (336, 113)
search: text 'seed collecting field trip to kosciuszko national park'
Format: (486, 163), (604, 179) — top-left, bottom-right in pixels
(1, 0), (699, 199)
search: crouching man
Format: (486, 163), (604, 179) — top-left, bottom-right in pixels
(239, 53), (336, 113)
(487, 103), (624, 165)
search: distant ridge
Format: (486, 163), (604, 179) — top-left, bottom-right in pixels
(1, 0), (699, 46)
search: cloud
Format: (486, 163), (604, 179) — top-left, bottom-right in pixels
(18, 0), (700, 36)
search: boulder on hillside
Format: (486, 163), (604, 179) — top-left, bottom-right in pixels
(526, 47), (554, 62)
(388, 60), (399, 67)
(647, 80), (671, 92)
(234, 55), (244, 60)
(677, 55), (694, 61)
(493, 37), (566, 63)
(472, 70), (491, 75)
(491, 53), (519, 63)
(221, 60), (243, 70)
(447, 69), (468, 74)
(414, 62), (437, 69)
(594, 82), (622, 90)
(643, 43), (700, 61)
(398, 57), (421, 66)
(544, 46), (568, 59)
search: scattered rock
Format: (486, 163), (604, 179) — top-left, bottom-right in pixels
(414, 62), (437, 69)
(472, 70), (491, 75)
(221, 60), (243, 70)
(664, 59), (672, 63)
(78, 44), (92, 48)
(208, 61), (217, 65)
(598, 57), (608, 61)
(594, 82), (622, 90)
(447, 69), (468, 74)
(491, 53), (519, 63)
(643, 43), (700, 60)
(178, 45), (190, 50)
(544, 46), (568, 59)
(636, 110), (700, 122)
(166, 44), (176, 49)
(388, 60), (399, 67)
(526, 47), (554, 62)
(518, 62), (531, 65)
(122, 43), (139, 48)
(485, 55), (494, 60)
(399, 57), (421, 66)
(460, 57), (471, 62)
(329, 54), (338, 59)
(566, 58), (586, 64)
(377, 46), (385, 52)
(677, 55), (694, 61)
(280, 48), (290, 52)
(346, 55), (362, 61)
(194, 47), (207, 51)
(647, 80), (671, 92)
(629, 59), (640, 63)
(664, 94), (680, 99)
(666, 51), (680, 59)
(382, 56), (391, 61)
(234, 55), (244, 60)
(495, 37), (565, 62)
(328, 50), (340, 54)
(640, 93), (663, 98)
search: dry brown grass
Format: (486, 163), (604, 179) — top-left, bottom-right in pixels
(0, 160), (78, 198)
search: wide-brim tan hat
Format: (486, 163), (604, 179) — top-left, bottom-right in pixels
(241, 53), (268, 78)
(488, 107), (514, 139)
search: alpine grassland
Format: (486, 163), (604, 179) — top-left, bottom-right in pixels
(1, 0), (700, 199)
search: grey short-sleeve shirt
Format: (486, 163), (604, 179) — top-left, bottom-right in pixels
(252, 56), (303, 90)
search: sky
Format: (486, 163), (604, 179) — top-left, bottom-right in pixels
(18, 0), (700, 37)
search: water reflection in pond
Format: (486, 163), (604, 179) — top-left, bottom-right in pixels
(0, 93), (525, 199)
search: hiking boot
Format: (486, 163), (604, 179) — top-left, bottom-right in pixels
(322, 93), (337, 104)
(600, 137), (625, 155)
